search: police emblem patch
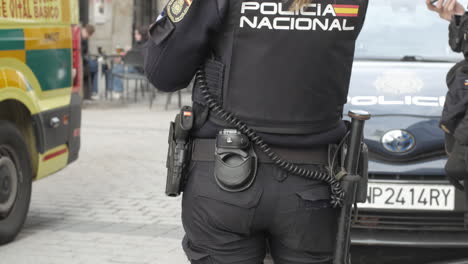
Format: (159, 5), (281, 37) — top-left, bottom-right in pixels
(167, 0), (192, 23)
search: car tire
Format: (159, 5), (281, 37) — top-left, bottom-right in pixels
(0, 120), (32, 245)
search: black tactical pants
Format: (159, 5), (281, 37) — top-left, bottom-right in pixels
(181, 161), (338, 264)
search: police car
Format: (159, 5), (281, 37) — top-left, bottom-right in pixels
(346, 0), (468, 256)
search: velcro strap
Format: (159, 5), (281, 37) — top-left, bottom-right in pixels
(191, 139), (329, 165)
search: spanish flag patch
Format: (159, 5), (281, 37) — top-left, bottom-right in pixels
(167, 0), (193, 23)
(333, 5), (359, 17)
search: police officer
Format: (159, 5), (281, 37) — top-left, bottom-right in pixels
(145, 0), (368, 263)
(427, 0), (468, 203)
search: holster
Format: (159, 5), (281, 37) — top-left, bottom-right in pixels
(165, 106), (193, 197)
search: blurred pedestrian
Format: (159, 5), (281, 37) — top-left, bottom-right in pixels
(81, 24), (97, 100)
(110, 25), (149, 99)
(81, 24), (95, 58)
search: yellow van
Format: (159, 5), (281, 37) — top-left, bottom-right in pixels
(0, 0), (81, 244)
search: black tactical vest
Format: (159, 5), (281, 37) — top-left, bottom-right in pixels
(194, 0), (368, 135)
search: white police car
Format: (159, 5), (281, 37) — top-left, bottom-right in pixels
(346, 0), (468, 258)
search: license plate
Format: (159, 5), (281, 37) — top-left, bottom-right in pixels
(360, 182), (455, 211)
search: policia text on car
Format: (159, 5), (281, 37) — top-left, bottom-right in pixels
(440, 10), (468, 206)
(145, 0), (369, 263)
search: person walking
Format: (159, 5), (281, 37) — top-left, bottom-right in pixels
(81, 24), (97, 100)
(145, 0), (368, 263)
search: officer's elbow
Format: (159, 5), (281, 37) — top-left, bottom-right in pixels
(145, 73), (175, 93)
(145, 61), (191, 92)
(144, 51), (178, 92)
(145, 68), (182, 93)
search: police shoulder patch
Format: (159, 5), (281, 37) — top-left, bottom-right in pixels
(167, 0), (193, 23)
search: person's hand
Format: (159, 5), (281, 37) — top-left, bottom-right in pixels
(426, 0), (465, 21)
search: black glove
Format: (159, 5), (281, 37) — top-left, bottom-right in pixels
(445, 142), (468, 191)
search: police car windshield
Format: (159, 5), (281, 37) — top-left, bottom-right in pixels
(355, 0), (465, 62)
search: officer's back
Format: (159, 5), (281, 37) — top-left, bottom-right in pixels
(145, 0), (369, 263)
(146, 0), (367, 143)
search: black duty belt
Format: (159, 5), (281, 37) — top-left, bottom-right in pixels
(191, 138), (329, 165)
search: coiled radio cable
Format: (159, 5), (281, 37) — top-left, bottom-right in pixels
(195, 69), (345, 207)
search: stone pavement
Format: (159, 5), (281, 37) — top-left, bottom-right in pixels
(0, 97), (192, 264)
(2, 95), (466, 264)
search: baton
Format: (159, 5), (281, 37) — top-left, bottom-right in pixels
(333, 110), (371, 264)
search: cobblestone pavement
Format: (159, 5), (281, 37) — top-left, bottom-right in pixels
(0, 97), (192, 264)
(1, 96), (467, 264)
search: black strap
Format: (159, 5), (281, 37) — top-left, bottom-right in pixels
(191, 138), (329, 165)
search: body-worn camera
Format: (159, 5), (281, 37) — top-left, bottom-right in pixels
(165, 106), (193, 197)
(214, 129), (258, 192)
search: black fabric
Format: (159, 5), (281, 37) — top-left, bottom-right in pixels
(192, 59), (225, 107)
(213, 0), (368, 134)
(182, 161), (337, 264)
(449, 13), (468, 57)
(454, 107), (468, 145)
(445, 133), (456, 154)
(144, 0), (226, 92)
(191, 138), (330, 165)
(144, 1), (368, 261)
(466, 177), (468, 206)
(191, 119), (347, 147)
(129, 40), (149, 65)
(441, 40), (468, 204)
(145, 0), (369, 134)
(449, 15), (464, 53)
(441, 60), (468, 145)
(445, 140), (468, 182)
(444, 134), (467, 195)
(81, 38), (89, 59)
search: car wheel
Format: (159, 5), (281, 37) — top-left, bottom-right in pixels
(0, 121), (32, 245)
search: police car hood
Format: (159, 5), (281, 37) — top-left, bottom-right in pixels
(344, 60), (455, 169)
(345, 60), (455, 116)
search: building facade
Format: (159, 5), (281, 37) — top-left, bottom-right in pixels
(82, 0), (165, 56)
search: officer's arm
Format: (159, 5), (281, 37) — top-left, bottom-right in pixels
(454, 108), (468, 145)
(144, 0), (227, 92)
(449, 14), (466, 52)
